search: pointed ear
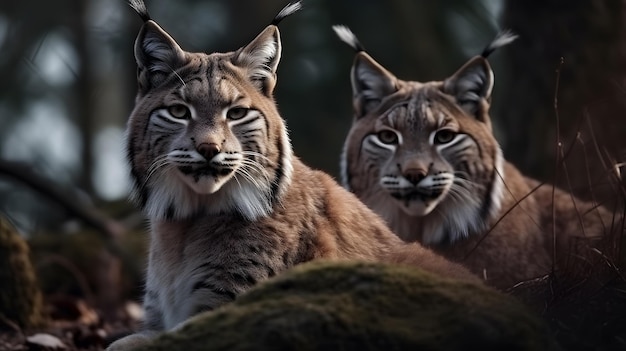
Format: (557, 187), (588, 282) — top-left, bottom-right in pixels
(134, 20), (187, 92)
(442, 56), (494, 118)
(234, 25), (281, 96)
(351, 52), (398, 118)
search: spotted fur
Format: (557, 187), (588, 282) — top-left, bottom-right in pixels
(107, 3), (480, 350)
(335, 26), (619, 289)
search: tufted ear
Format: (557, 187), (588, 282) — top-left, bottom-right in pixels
(351, 52), (398, 118)
(134, 20), (187, 92)
(234, 25), (281, 96)
(442, 56), (494, 119)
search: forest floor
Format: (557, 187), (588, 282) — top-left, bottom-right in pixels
(513, 275), (626, 350)
(0, 298), (138, 351)
(1, 275), (625, 351)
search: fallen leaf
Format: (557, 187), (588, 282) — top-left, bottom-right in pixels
(25, 333), (66, 350)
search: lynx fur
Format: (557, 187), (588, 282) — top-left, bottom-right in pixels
(334, 25), (620, 289)
(107, 3), (480, 350)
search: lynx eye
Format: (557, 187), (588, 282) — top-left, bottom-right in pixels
(226, 107), (249, 120)
(168, 104), (190, 119)
(434, 129), (456, 144)
(377, 130), (398, 144)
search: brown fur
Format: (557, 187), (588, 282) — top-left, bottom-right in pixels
(108, 4), (480, 351)
(337, 29), (621, 290)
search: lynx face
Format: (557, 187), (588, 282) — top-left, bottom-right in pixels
(337, 28), (505, 244)
(367, 95), (480, 217)
(127, 16), (292, 221)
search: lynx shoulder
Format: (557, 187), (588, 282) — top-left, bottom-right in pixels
(107, 3), (479, 350)
(334, 26), (620, 289)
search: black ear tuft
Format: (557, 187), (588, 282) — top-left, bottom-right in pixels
(271, 1), (303, 26)
(336, 26), (393, 117)
(481, 30), (518, 58)
(232, 1), (302, 95)
(128, 0), (151, 22)
(333, 25), (366, 53)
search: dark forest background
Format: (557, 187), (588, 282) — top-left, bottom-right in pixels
(1, 0), (625, 318)
(2, 0), (625, 232)
(0, 0), (626, 346)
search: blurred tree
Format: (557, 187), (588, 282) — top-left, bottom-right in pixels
(0, 0), (503, 231)
(501, 0), (626, 203)
(278, 0), (500, 175)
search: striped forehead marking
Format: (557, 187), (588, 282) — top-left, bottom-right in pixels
(381, 94), (441, 132)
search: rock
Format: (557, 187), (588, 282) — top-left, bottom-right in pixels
(138, 261), (558, 351)
(0, 217), (46, 329)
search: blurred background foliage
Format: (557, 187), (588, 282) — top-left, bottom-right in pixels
(1, 2), (625, 346)
(0, 0), (624, 236)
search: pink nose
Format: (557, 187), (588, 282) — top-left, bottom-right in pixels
(197, 143), (220, 160)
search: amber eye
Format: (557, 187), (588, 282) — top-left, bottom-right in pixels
(168, 104), (190, 119)
(434, 129), (456, 144)
(227, 107), (249, 120)
(377, 130), (399, 144)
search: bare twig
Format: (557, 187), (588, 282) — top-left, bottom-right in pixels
(0, 159), (143, 281)
(0, 160), (125, 238)
(36, 254), (96, 305)
(0, 312), (23, 335)
(551, 57), (565, 274)
(463, 181), (544, 260)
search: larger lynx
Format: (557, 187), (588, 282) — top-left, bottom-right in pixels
(334, 26), (620, 289)
(108, 2), (478, 350)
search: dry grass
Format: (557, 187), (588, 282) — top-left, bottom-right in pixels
(502, 59), (626, 350)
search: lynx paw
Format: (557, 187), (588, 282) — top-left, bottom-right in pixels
(106, 332), (157, 351)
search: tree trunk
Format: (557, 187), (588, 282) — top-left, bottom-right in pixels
(69, 0), (96, 195)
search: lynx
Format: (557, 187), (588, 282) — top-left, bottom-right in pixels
(107, 2), (479, 350)
(334, 25), (620, 289)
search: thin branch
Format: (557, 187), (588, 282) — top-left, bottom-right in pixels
(551, 57), (564, 274)
(0, 159), (143, 281)
(0, 160), (125, 238)
(463, 181), (544, 260)
(36, 254), (96, 305)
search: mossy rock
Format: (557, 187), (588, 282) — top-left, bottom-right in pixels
(0, 217), (46, 329)
(139, 261), (558, 351)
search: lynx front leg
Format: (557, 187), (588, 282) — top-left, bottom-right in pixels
(106, 290), (164, 351)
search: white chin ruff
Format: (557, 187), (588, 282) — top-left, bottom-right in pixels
(142, 169), (274, 221)
(396, 198), (438, 217)
(178, 171), (231, 195)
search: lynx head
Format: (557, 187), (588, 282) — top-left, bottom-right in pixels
(334, 26), (516, 244)
(126, 0), (301, 221)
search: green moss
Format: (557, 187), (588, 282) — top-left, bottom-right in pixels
(140, 261), (558, 351)
(0, 217), (46, 329)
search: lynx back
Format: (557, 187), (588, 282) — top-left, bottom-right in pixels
(107, 4), (480, 350)
(334, 25), (618, 289)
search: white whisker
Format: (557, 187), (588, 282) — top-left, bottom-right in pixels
(241, 151), (273, 164)
(143, 155), (171, 188)
(235, 167), (265, 190)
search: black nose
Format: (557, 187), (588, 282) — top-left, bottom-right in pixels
(197, 143), (220, 160)
(404, 168), (427, 185)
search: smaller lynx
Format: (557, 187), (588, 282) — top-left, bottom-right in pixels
(334, 25), (620, 289)
(108, 2), (479, 350)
